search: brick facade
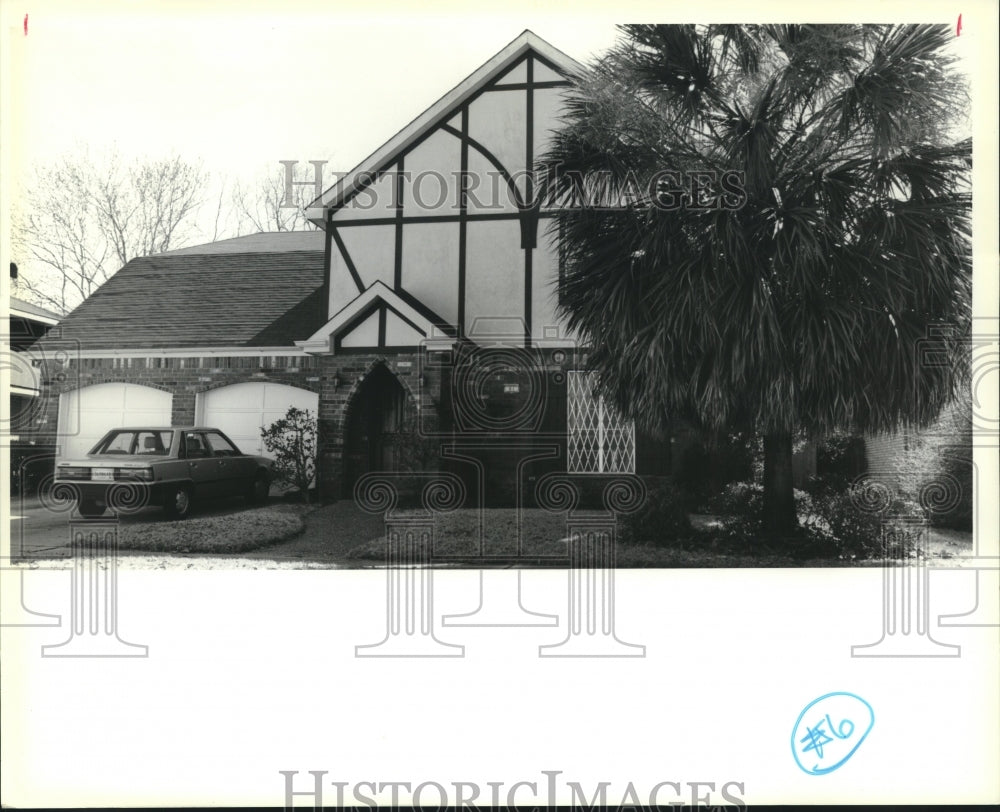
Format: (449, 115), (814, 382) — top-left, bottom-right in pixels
(29, 350), (446, 501)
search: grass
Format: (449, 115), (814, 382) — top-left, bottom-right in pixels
(117, 505), (306, 554)
(346, 508), (578, 560)
(241, 500), (384, 562)
(342, 506), (965, 567)
(342, 507), (836, 566)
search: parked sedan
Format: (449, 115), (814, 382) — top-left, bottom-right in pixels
(54, 427), (273, 519)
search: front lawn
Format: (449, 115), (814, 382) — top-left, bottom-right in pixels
(346, 508), (576, 560)
(117, 505), (306, 554)
(343, 507), (972, 567)
(343, 507), (830, 566)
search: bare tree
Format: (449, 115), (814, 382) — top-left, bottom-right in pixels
(230, 162), (333, 234)
(13, 148), (208, 313)
(12, 152), (337, 313)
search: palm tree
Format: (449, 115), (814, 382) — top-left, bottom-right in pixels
(541, 24), (971, 536)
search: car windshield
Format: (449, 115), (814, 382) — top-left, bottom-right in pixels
(91, 430), (173, 456)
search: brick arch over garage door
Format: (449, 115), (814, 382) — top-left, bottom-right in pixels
(196, 382), (319, 457)
(57, 383), (174, 459)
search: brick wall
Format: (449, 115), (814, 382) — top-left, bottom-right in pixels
(28, 350), (441, 501)
(27, 346), (679, 505)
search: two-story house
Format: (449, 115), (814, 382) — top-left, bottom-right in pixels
(30, 31), (675, 505)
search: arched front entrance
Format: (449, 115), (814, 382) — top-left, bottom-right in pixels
(342, 365), (409, 496)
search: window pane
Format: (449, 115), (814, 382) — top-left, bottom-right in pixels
(98, 432), (134, 454)
(204, 432), (240, 456)
(567, 371), (635, 473)
(183, 433), (209, 458)
(135, 430), (172, 455)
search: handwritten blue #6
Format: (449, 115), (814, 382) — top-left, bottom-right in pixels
(792, 692), (875, 776)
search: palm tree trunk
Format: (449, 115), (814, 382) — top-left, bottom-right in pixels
(762, 432), (797, 536)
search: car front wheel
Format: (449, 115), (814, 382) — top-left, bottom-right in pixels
(246, 472), (270, 506)
(163, 484), (193, 520)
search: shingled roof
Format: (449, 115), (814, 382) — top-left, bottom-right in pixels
(40, 232), (326, 350)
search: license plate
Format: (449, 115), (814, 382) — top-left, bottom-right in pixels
(92, 469), (113, 482)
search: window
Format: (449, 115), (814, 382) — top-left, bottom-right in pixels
(567, 371), (635, 473)
(134, 431), (172, 455)
(92, 430), (172, 456)
(183, 432), (210, 459)
(204, 431), (241, 457)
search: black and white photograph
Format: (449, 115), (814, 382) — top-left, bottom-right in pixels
(2, 0), (998, 807)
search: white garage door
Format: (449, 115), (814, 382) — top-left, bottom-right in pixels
(198, 382), (318, 457)
(58, 383), (174, 459)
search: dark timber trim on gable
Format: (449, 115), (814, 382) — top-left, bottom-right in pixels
(321, 47), (576, 341)
(458, 106), (469, 337)
(330, 226), (365, 293)
(394, 157), (404, 290)
(328, 48), (572, 212)
(329, 211), (559, 228)
(323, 213), (334, 323)
(524, 53), (534, 348)
(486, 80), (571, 91)
(439, 123), (525, 208)
(332, 299), (431, 352)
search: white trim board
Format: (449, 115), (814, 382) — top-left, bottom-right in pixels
(67, 347), (311, 359)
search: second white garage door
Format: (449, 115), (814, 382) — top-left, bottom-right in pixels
(197, 382), (319, 457)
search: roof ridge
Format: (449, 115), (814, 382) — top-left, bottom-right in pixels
(156, 231), (325, 256)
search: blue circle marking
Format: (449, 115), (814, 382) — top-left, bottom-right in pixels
(792, 692), (875, 775)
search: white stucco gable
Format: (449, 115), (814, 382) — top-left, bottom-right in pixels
(309, 29), (587, 348)
(296, 281), (455, 355)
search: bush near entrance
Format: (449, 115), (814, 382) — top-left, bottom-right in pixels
(261, 407), (317, 502)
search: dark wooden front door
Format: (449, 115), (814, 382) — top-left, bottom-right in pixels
(343, 365), (407, 496)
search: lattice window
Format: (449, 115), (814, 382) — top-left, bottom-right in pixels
(567, 371), (635, 473)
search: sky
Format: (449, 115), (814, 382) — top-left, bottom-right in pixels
(6, 1), (980, 183)
(8, 4), (625, 179)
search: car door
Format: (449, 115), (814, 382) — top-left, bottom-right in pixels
(181, 431), (223, 499)
(203, 430), (254, 497)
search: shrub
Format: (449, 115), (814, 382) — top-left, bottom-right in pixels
(699, 479), (918, 561)
(805, 488), (920, 561)
(701, 480), (813, 517)
(707, 512), (836, 559)
(809, 433), (867, 494)
(618, 478), (692, 547)
(702, 480), (762, 514)
(260, 406), (317, 502)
